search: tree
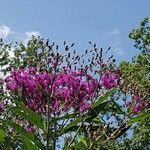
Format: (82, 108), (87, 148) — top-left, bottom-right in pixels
(120, 17), (150, 150)
(104, 17), (150, 150)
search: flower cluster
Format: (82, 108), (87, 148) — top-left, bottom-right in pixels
(133, 95), (146, 114)
(25, 124), (36, 132)
(5, 67), (98, 115)
(100, 70), (119, 89)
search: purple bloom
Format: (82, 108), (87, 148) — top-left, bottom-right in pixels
(25, 124), (36, 132)
(0, 101), (4, 112)
(133, 95), (142, 102)
(50, 100), (60, 115)
(100, 71), (119, 89)
(5, 67), (98, 114)
(6, 82), (17, 91)
(133, 99), (146, 115)
(79, 102), (91, 112)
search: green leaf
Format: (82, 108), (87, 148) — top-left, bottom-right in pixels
(64, 147), (72, 150)
(10, 103), (45, 130)
(73, 141), (85, 149)
(79, 135), (88, 148)
(21, 136), (40, 150)
(6, 120), (45, 150)
(6, 120), (34, 140)
(91, 89), (117, 108)
(56, 112), (77, 121)
(111, 98), (124, 114)
(85, 89), (119, 122)
(0, 129), (6, 142)
(61, 117), (83, 134)
(85, 101), (109, 122)
(127, 110), (150, 125)
(61, 125), (86, 134)
(92, 117), (103, 124)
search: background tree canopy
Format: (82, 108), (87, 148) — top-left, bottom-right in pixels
(103, 17), (150, 150)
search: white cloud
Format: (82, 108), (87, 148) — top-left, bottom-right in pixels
(105, 28), (120, 36)
(104, 28), (124, 55)
(25, 31), (40, 38)
(111, 28), (120, 35)
(114, 48), (125, 55)
(23, 31), (40, 45)
(0, 25), (12, 39)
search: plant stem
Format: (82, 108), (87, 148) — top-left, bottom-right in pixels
(52, 137), (56, 150)
(52, 115), (56, 150)
(47, 61), (58, 150)
(46, 97), (51, 150)
(68, 120), (84, 147)
(46, 83), (53, 150)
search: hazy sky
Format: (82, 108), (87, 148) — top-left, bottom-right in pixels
(0, 0), (150, 61)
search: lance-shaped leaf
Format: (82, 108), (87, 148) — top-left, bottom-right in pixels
(6, 120), (34, 139)
(5, 120), (45, 150)
(111, 98), (124, 114)
(85, 89), (118, 122)
(56, 112), (77, 121)
(61, 117), (84, 134)
(91, 89), (117, 108)
(10, 103), (45, 131)
(21, 136), (41, 150)
(73, 142), (86, 149)
(127, 109), (150, 125)
(79, 135), (88, 148)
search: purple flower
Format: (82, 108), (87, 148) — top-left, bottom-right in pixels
(100, 71), (119, 89)
(133, 100), (146, 115)
(0, 101), (4, 112)
(79, 102), (91, 112)
(133, 95), (142, 102)
(25, 124), (36, 132)
(6, 82), (17, 91)
(50, 100), (60, 115)
(5, 67), (98, 115)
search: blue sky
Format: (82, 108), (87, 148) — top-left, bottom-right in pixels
(0, 0), (150, 61)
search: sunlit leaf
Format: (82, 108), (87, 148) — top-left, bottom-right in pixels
(21, 135), (40, 150)
(10, 103), (45, 131)
(91, 89), (117, 108)
(61, 117), (83, 134)
(0, 129), (6, 142)
(127, 110), (150, 125)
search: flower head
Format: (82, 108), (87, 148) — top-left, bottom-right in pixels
(100, 71), (119, 89)
(0, 101), (4, 112)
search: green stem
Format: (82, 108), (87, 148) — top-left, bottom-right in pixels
(46, 97), (51, 150)
(52, 115), (56, 150)
(47, 62), (58, 150)
(46, 83), (53, 150)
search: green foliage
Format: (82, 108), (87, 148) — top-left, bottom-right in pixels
(91, 89), (116, 108)
(10, 103), (45, 130)
(127, 108), (150, 125)
(0, 129), (6, 142)
(129, 17), (150, 53)
(114, 17), (150, 150)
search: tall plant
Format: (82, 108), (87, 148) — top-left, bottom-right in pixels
(0, 35), (149, 149)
